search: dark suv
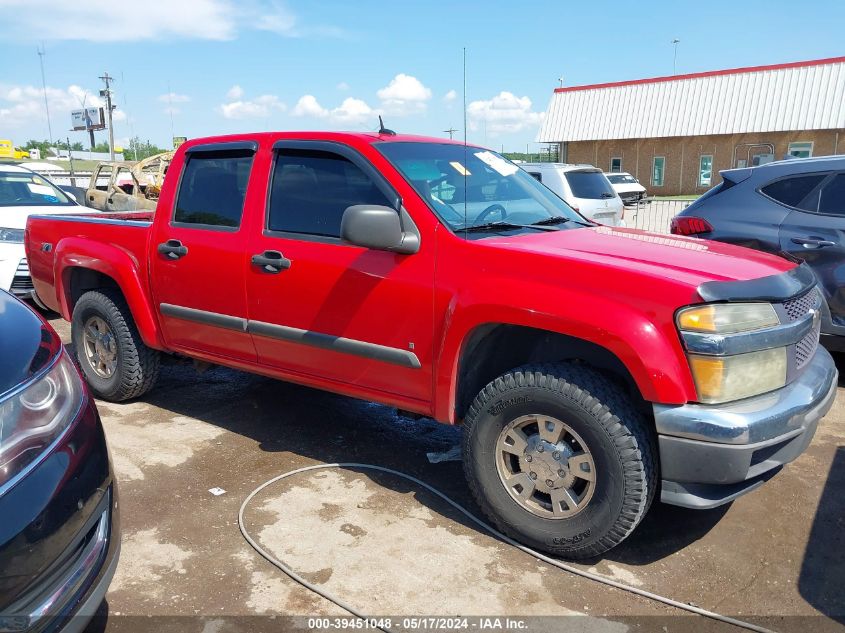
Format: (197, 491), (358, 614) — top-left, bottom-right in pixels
(672, 155), (845, 349)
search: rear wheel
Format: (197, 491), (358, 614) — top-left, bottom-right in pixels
(462, 362), (656, 559)
(71, 289), (160, 402)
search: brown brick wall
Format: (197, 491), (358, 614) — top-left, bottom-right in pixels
(563, 130), (845, 196)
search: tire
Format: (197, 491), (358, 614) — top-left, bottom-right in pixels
(71, 289), (160, 402)
(462, 362), (656, 559)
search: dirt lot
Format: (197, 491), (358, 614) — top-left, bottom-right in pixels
(44, 315), (843, 633)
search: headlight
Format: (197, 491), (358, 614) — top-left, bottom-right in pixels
(0, 227), (25, 243)
(677, 302), (778, 333)
(0, 353), (84, 488)
(678, 302), (787, 404)
(687, 348), (787, 404)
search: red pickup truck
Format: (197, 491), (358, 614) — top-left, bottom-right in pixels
(26, 132), (838, 558)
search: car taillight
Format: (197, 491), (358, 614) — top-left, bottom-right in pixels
(670, 216), (713, 236)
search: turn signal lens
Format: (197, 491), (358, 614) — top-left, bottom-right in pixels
(677, 303), (779, 334)
(688, 348), (787, 404)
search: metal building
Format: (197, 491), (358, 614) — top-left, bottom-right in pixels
(537, 57), (845, 195)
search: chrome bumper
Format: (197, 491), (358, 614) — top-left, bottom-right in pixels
(2, 490), (119, 632)
(654, 347), (838, 508)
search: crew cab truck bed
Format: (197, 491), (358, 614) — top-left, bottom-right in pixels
(26, 132), (838, 558)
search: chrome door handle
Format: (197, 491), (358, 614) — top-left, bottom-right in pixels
(792, 237), (836, 248)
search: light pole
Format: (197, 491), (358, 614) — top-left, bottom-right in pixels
(672, 39), (680, 75)
(37, 45), (53, 148)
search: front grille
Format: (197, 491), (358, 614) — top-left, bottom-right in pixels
(781, 288), (821, 370)
(783, 288), (818, 322)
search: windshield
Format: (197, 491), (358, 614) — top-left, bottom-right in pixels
(376, 142), (585, 232)
(0, 171), (73, 207)
(565, 171), (617, 199)
(606, 174), (637, 185)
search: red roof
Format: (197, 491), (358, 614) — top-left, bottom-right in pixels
(553, 56), (845, 94)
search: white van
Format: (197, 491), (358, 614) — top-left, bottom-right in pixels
(605, 172), (648, 205)
(519, 163), (624, 226)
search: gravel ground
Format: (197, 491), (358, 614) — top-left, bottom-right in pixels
(43, 315), (843, 633)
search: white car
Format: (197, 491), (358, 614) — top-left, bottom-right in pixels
(605, 172), (648, 205)
(520, 163), (625, 226)
(0, 164), (80, 303)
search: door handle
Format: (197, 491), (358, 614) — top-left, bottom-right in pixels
(157, 239), (188, 260)
(251, 250), (291, 273)
(791, 237), (836, 248)
(88, 195), (94, 201)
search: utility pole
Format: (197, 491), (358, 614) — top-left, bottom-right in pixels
(37, 45), (53, 148)
(99, 72), (116, 160)
(672, 39), (680, 75)
(443, 127), (458, 140)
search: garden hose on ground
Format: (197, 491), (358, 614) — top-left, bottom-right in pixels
(238, 463), (777, 633)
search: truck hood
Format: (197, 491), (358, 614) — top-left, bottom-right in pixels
(1, 204), (80, 229)
(484, 225), (795, 288)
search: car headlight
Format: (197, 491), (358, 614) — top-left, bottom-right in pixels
(0, 227), (25, 243)
(677, 302), (779, 333)
(687, 348), (787, 404)
(677, 302), (786, 404)
(0, 353), (84, 488)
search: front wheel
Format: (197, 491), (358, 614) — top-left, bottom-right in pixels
(71, 289), (161, 402)
(462, 363), (656, 559)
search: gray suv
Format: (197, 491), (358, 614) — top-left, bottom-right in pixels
(671, 155), (845, 349)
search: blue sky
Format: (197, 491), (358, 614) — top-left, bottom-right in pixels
(1, 0), (843, 153)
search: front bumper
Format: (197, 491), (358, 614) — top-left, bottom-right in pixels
(653, 346), (838, 509)
(0, 396), (120, 633)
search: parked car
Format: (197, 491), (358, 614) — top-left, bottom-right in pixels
(0, 290), (119, 630)
(84, 151), (173, 212)
(605, 172), (648, 205)
(0, 164), (80, 304)
(520, 163), (625, 226)
(671, 155), (845, 349)
(26, 132), (836, 559)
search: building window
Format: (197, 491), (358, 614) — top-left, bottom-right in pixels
(698, 155), (713, 187)
(610, 157), (622, 172)
(652, 156), (665, 187)
(787, 142), (813, 159)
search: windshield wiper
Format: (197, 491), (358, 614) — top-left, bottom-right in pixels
(531, 216), (571, 226)
(460, 220), (559, 233)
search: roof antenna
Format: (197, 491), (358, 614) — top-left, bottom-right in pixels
(378, 115), (396, 136)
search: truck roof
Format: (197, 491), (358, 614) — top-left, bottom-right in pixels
(179, 131), (474, 151)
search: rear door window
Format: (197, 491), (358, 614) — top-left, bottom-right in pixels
(565, 171), (616, 199)
(817, 174), (845, 216)
(173, 149), (254, 228)
(760, 174), (827, 209)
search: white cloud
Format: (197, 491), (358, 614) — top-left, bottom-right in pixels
(292, 95), (374, 126)
(330, 97), (373, 124)
(336, 82), (350, 91)
(219, 89), (286, 119)
(467, 91), (544, 135)
(0, 0), (346, 42)
(0, 83), (128, 129)
(292, 95), (328, 118)
(376, 74), (431, 116)
(444, 89), (457, 103)
(158, 92), (191, 103)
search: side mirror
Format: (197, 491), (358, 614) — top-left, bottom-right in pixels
(341, 205), (419, 254)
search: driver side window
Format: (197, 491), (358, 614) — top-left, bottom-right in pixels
(267, 149), (392, 238)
